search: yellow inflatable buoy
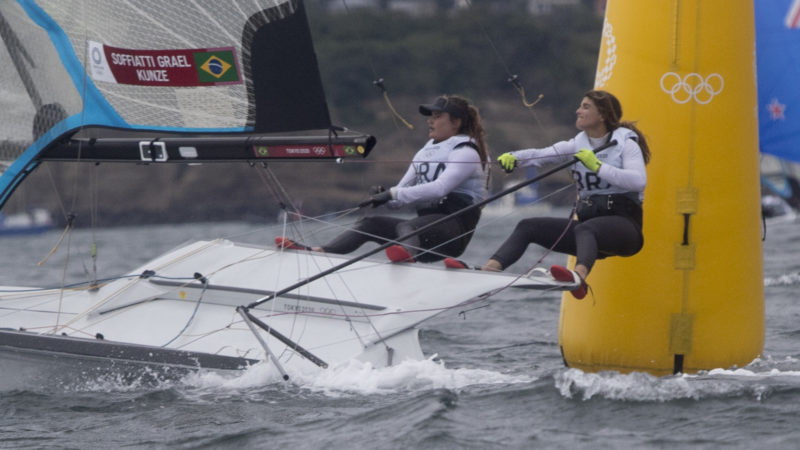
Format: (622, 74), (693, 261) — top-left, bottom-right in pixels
(558, 0), (764, 375)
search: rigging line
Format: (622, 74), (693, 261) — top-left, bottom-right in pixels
(252, 162), (292, 209)
(339, 0), (414, 131)
(162, 274), (209, 347)
(275, 213), (319, 349)
(245, 140), (617, 311)
(0, 274), (203, 303)
(284, 206), (363, 238)
(374, 79), (414, 130)
(89, 163), (99, 288)
(339, 0), (379, 82)
(270, 214), (402, 350)
(225, 283), (558, 336)
(253, 163), (308, 238)
(463, 0), (544, 114)
(525, 184), (580, 274)
(43, 0), (92, 292)
(458, 303), (490, 319)
(401, 182), (575, 263)
(257, 281), (556, 321)
(256, 164), (369, 250)
(291, 149), (569, 172)
(255, 164), (320, 298)
(0, 272), (156, 295)
(52, 241), (223, 333)
(43, 163), (68, 224)
(36, 214), (73, 267)
(63, 282), (537, 330)
(274, 217), (373, 350)
(67, 275), (210, 342)
(278, 207), (363, 243)
(464, 0), (514, 79)
(47, 274), (148, 333)
(284, 176), (570, 266)
(287, 215), (408, 254)
(260, 155), (553, 167)
(69, 0), (91, 216)
(51, 223), (76, 334)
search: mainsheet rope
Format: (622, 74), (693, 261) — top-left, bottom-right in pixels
(251, 162), (395, 358)
(339, 0), (415, 131)
(268, 181), (580, 317)
(463, 0), (544, 112)
(261, 146), (584, 282)
(278, 179), (575, 264)
(38, 2), (96, 333)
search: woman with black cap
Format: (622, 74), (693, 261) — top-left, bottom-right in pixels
(277, 94), (489, 263)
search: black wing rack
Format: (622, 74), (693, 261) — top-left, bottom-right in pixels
(40, 126), (376, 163)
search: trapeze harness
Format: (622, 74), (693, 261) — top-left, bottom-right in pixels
(322, 136), (487, 261)
(413, 141), (483, 221)
(572, 128), (643, 229)
(488, 128), (645, 270)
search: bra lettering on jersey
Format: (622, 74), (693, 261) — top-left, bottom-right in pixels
(571, 127), (635, 195)
(416, 161), (446, 182)
(405, 136), (487, 203)
(571, 170), (611, 191)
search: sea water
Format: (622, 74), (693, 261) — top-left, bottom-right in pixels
(1, 212), (799, 449)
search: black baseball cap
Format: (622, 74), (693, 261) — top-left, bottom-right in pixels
(419, 96), (468, 119)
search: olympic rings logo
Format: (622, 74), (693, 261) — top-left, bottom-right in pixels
(659, 72), (724, 104)
(595, 21), (616, 88)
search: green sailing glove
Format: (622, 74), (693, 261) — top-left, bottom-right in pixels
(575, 149), (602, 172)
(497, 152), (518, 173)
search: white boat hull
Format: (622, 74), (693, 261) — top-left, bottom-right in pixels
(0, 239), (575, 380)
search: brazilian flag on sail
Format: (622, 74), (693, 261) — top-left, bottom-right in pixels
(194, 50), (239, 83)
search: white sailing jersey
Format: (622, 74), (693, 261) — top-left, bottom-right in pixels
(510, 127), (646, 201)
(389, 134), (488, 206)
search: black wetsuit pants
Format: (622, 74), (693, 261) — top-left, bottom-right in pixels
(321, 210), (480, 263)
(489, 215), (643, 271)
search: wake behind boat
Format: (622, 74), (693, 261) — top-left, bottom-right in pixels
(0, 0), (577, 384)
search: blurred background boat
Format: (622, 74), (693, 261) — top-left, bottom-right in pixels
(0, 207), (53, 236)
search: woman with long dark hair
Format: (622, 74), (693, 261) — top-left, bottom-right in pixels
(447, 90), (650, 299)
